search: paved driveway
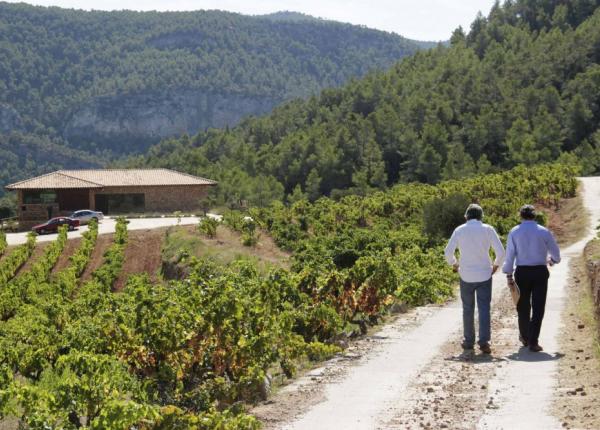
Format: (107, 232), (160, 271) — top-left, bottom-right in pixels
(5, 216), (202, 246)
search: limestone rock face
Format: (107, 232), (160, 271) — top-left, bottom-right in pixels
(64, 89), (279, 153)
(0, 104), (23, 133)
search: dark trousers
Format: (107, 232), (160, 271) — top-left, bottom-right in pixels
(514, 265), (549, 346)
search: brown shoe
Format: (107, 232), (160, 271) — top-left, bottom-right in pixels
(479, 343), (492, 354)
(519, 335), (528, 347)
(529, 344), (543, 352)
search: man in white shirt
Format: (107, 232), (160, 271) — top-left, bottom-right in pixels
(444, 204), (505, 354)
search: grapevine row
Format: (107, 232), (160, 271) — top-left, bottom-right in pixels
(54, 218), (99, 297)
(0, 232), (35, 287)
(0, 231), (6, 257)
(0, 226), (68, 320)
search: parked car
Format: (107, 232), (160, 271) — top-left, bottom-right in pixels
(32, 217), (79, 234)
(69, 210), (104, 225)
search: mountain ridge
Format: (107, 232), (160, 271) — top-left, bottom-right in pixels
(0, 1), (431, 196)
(128, 0), (600, 207)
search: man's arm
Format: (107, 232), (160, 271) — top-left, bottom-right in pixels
(489, 226), (505, 272)
(502, 231), (516, 274)
(444, 229), (459, 266)
(545, 229), (561, 264)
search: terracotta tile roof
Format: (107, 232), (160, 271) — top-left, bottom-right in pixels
(5, 169), (217, 190)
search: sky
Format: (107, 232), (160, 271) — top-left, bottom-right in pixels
(5, 0), (498, 41)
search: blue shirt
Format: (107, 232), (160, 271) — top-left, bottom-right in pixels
(502, 221), (561, 273)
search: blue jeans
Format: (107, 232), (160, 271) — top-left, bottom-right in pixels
(460, 278), (492, 347)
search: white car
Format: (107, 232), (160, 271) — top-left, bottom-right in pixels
(70, 210), (104, 225)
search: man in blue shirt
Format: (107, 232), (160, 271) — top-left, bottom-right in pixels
(503, 205), (561, 352)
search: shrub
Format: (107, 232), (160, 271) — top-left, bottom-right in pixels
(423, 193), (471, 240)
(305, 342), (341, 361)
(240, 216), (258, 246)
(0, 230), (6, 256)
(535, 210), (548, 226)
(198, 217), (219, 238)
(223, 210), (245, 231)
(242, 231), (259, 247)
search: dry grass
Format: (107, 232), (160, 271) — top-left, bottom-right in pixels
(539, 184), (587, 246)
(162, 225), (290, 273)
(553, 256), (600, 429)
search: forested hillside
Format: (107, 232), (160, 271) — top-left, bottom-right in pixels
(0, 2), (424, 190)
(131, 0), (600, 207)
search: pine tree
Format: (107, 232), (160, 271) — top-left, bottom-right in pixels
(362, 138), (387, 188)
(506, 118), (539, 165)
(417, 145), (442, 184)
(565, 94), (593, 150)
(287, 184), (307, 204)
(450, 26), (466, 46)
(442, 144), (476, 180)
(532, 109), (563, 161)
(477, 154), (493, 174)
(305, 169), (322, 202)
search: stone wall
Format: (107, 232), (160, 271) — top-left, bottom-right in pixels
(16, 203), (71, 230)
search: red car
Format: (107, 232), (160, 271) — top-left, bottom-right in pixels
(32, 217), (80, 234)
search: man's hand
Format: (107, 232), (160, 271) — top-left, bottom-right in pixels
(452, 263), (459, 273)
(547, 257), (556, 267)
(492, 264), (499, 275)
(506, 274), (516, 289)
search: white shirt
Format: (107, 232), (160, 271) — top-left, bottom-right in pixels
(444, 220), (505, 283)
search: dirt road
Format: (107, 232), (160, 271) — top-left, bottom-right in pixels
(256, 177), (600, 430)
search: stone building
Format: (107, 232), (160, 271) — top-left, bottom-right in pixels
(5, 169), (216, 227)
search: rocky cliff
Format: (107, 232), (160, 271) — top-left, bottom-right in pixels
(64, 89), (279, 153)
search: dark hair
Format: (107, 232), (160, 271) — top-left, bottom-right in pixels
(519, 204), (536, 220)
(465, 204), (483, 220)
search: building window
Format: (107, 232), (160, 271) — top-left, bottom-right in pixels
(23, 190), (58, 204)
(95, 193), (145, 214)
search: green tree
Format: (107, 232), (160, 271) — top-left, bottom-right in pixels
(477, 154), (493, 174)
(417, 145), (442, 184)
(287, 184), (307, 204)
(506, 118), (539, 165)
(306, 169), (322, 202)
(565, 94), (594, 149)
(532, 109), (563, 161)
(354, 138), (387, 189)
(442, 143), (476, 180)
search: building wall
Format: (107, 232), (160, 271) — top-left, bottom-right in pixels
(15, 190), (62, 229)
(15, 184), (212, 229)
(89, 185), (211, 213)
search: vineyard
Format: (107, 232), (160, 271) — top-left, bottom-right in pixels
(0, 164), (578, 429)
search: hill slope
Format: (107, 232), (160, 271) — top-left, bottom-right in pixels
(131, 0), (600, 207)
(0, 2), (423, 158)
